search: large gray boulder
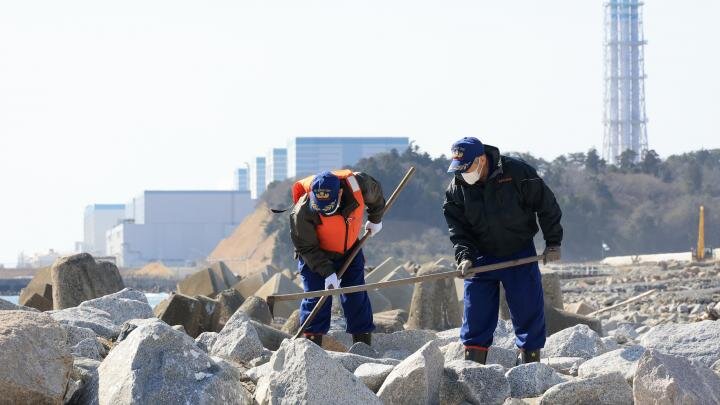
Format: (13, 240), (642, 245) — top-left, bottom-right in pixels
(406, 262), (462, 331)
(50, 289), (154, 339)
(153, 293), (205, 338)
(348, 342), (381, 358)
(78, 288), (153, 325)
(505, 362), (568, 398)
(19, 266), (54, 311)
(540, 372), (633, 405)
(238, 296), (273, 325)
(372, 329), (438, 358)
(0, 311), (73, 404)
(493, 319), (518, 350)
(195, 331), (219, 353)
(250, 319), (290, 351)
(377, 341), (444, 405)
(326, 351), (401, 373)
(51, 253), (124, 310)
(83, 320), (251, 404)
(373, 309), (407, 333)
(255, 338), (380, 404)
(210, 310), (264, 364)
(640, 320), (720, 367)
(633, 349), (720, 405)
(578, 345), (646, 382)
(354, 363), (395, 393)
(543, 324), (607, 359)
(441, 360), (510, 405)
(545, 304), (603, 336)
(545, 357), (586, 376)
(50, 305), (119, 339)
(210, 289), (245, 332)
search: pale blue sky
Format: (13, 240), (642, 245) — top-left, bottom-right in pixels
(1, 1), (718, 266)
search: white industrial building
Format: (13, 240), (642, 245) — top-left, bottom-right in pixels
(265, 148), (288, 185)
(83, 204), (126, 256)
(107, 190), (254, 268)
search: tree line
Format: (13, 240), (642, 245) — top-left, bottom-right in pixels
(264, 145), (719, 268)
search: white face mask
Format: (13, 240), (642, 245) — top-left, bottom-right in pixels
(461, 159), (484, 185)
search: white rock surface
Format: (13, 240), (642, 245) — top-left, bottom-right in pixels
(506, 362), (568, 398)
(326, 351), (400, 372)
(441, 360), (510, 405)
(578, 345), (645, 382)
(372, 329), (438, 356)
(71, 337), (105, 361)
(354, 363), (395, 392)
(377, 340), (444, 405)
(609, 322), (639, 344)
(539, 372), (632, 405)
(210, 310), (264, 364)
(0, 310), (73, 404)
(633, 349), (720, 404)
(545, 357), (586, 376)
(255, 338), (380, 404)
(195, 331), (219, 352)
(640, 320), (720, 367)
(543, 324), (607, 359)
(78, 288), (153, 325)
(50, 306), (119, 338)
(88, 320), (251, 404)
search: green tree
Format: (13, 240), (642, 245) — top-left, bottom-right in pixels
(585, 148), (602, 173)
(618, 149), (638, 172)
(641, 149), (661, 176)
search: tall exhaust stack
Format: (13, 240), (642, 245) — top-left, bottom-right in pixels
(603, 0), (649, 164)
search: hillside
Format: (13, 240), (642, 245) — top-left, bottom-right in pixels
(207, 202), (279, 276)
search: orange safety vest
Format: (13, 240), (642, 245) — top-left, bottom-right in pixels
(292, 169), (365, 254)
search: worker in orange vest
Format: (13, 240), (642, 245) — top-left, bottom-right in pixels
(290, 170), (386, 346)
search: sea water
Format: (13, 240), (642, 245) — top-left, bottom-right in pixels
(1, 293), (168, 308)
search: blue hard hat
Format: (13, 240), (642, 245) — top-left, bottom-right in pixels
(447, 137), (485, 173)
(310, 171), (341, 214)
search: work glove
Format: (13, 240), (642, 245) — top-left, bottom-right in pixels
(365, 221), (383, 237)
(456, 259), (473, 278)
(543, 245), (561, 265)
(325, 273), (339, 290)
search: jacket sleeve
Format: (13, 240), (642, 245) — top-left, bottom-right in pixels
(354, 172), (386, 224)
(520, 166), (563, 246)
(442, 181), (480, 264)
(289, 197), (336, 277)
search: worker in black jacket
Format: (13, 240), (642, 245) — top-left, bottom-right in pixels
(443, 137), (563, 364)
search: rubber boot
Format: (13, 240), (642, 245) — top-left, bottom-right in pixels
(304, 334), (323, 347)
(521, 349), (541, 363)
(352, 333), (372, 346)
(464, 346), (488, 364)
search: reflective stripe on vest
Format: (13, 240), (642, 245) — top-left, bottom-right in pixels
(293, 170), (365, 254)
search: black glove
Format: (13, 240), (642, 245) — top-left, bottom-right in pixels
(543, 245), (561, 265)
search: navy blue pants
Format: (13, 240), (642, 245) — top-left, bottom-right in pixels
(461, 242), (546, 351)
(298, 250), (375, 335)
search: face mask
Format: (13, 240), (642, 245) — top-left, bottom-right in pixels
(461, 159), (484, 185)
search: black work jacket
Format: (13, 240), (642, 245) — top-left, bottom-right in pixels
(443, 145), (563, 263)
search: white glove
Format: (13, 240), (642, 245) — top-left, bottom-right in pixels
(325, 273), (339, 289)
(365, 221), (383, 237)
(457, 259), (473, 278)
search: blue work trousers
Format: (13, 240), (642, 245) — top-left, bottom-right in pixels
(298, 250), (375, 335)
(461, 242), (547, 350)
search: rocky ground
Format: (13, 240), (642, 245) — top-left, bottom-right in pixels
(1, 253), (720, 404)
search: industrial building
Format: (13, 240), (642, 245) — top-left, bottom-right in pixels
(106, 190), (253, 268)
(83, 204), (126, 256)
(235, 166), (250, 192)
(602, 0), (649, 164)
(250, 157), (266, 199)
(265, 148), (288, 185)
(287, 137), (409, 178)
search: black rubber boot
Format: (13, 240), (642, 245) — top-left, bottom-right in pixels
(352, 333), (372, 346)
(521, 349), (541, 363)
(464, 347), (488, 364)
(304, 334), (323, 347)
